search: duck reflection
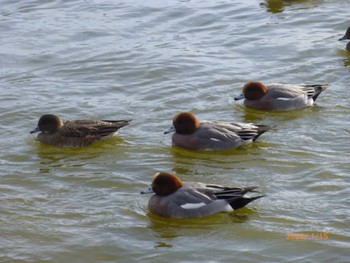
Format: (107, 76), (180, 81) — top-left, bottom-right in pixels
(336, 26), (350, 67)
(146, 210), (249, 249)
(234, 102), (318, 125)
(30, 136), (126, 174)
(342, 57), (350, 67)
(261, 0), (315, 14)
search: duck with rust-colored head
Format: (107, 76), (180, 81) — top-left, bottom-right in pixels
(164, 112), (270, 151)
(339, 26), (350, 51)
(234, 81), (328, 111)
(30, 114), (130, 147)
(141, 172), (264, 218)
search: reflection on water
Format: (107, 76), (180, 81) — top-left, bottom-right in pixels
(146, 210), (251, 236)
(32, 136), (125, 159)
(336, 49), (350, 67)
(28, 136), (129, 178)
(261, 0), (316, 13)
(343, 57), (350, 67)
(168, 143), (267, 181)
(234, 103), (312, 124)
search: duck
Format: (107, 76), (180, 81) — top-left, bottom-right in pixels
(234, 81), (328, 111)
(339, 26), (350, 51)
(164, 112), (270, 151)
(141, 172), (264, 218)
(30, 114), (130, 147)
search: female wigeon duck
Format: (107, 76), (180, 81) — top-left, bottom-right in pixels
(141, 172), (264, 218)
(339, 26), (350, 51)
(164, 112), (270, 151)
(30, 114), (130, 147)
(234, 81), (328, 111)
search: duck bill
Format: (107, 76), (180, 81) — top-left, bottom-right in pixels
(164, 125), (176, 134)
(140, 187), (154, 194)
(339, 35), (347, 41)
(30, 126), (40, 134)
(234, 93), (245, 101)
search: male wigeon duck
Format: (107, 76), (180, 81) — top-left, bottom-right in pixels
(164, 112), (270, 151)
(141, 172), (264, 218)
(339, 26), (350, 51)
(30, 114), (130, 147)
(234, 81), (328, 111)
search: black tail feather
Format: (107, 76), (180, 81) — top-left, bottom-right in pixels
(253, 125), (271, 141)
(311, 85), (328, 101)
(303, 84), (328, 101)
(229, 195), (265, 210)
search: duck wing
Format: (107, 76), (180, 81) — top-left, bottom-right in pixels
(269, 84), (327, 101)
(60, 120), (130, 138)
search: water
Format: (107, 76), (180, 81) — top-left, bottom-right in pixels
(1, 0), (349, 262)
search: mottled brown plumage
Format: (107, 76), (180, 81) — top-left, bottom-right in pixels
(30, 114), (130, 147)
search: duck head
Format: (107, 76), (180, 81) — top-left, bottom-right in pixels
(235, 81), (268, 101)
(30, 114), (64, 134)
(164, 112), (200, 135)
(141, 172), (183, 196)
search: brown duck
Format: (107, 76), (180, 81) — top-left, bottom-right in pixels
(30, 114), (130, 147)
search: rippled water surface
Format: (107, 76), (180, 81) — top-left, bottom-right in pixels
(1, 0), (349, 262)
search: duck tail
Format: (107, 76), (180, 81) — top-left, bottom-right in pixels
(102, 120), (131, 130)
(102, 119), (131, 126)
(229, 195), (265, 210)
(253, 125), (271, 141)
(98, 120), (131, 137)
(306, 84), (328, 101)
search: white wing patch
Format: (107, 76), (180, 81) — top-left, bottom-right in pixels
(276, 97), (293, 101)
(181, 202), (206, 209)
(210, 138), (221, 142)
